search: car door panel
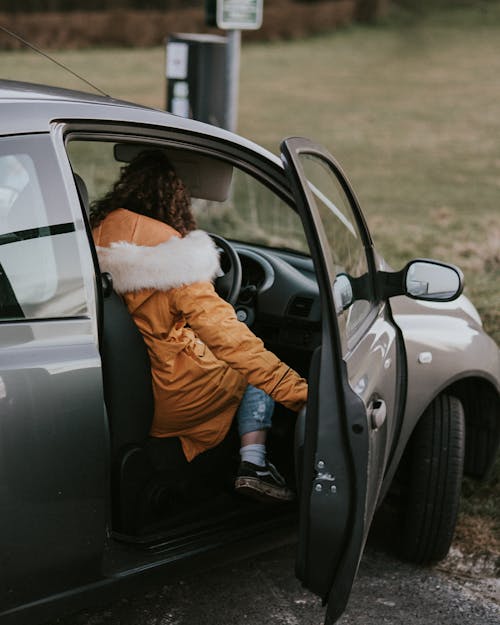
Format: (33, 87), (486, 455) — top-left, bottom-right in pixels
(345, 309), (399, 507)
(0, 322), (108, 609)
(281, 138), (400, 623)
(296, 341), (368, 591)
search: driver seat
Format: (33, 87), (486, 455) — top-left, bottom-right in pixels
(102, 282), (239, 535)
(102, 286), (211, 535)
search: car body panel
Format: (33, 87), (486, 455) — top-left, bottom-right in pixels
(0, 319), (108, 611)
(393, 295), (500, 395)
(378, 293), (500, 496)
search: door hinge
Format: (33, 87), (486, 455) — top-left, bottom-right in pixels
(313, 459), (337, 495)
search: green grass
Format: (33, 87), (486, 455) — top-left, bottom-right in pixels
(237, 24), (500, 348)
(1, 3), (499, 549)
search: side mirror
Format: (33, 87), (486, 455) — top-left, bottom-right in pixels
(404, 260), (463, 301)
(377, 259), (464, 302)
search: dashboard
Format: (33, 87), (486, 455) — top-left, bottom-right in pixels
(232, 243), (321, 362)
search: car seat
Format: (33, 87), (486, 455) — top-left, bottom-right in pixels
(101, 278), (239, 535)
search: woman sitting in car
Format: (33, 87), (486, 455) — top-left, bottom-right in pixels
(91, 150), (308, 503)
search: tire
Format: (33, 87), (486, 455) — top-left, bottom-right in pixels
(401, 393), (465, 564)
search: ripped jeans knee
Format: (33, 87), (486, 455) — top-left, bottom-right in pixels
(236, 384), (274, 436)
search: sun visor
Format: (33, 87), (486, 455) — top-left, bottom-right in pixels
(113, 144), (233, 202)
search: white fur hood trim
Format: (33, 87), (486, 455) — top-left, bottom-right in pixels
(96, 230), (221, 294)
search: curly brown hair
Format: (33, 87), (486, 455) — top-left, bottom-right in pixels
(90, 149), (196, 236)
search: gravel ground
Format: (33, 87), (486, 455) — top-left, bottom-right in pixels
(55, 541), (499, 625)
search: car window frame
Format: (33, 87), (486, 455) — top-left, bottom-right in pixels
(64, 133), (309, 257)
(60, 124), (305, 248)
(60, 123), (296, 208)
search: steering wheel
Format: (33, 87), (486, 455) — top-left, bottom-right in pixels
(210, 233), (242, 306)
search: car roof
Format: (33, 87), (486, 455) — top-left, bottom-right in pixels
(0, 79), (123, 105)
(0, 79), (281, 166)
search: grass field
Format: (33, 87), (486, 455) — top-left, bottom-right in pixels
(1, 3), (499, 550)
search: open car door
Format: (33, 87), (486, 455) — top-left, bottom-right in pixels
(281, 138), (399, 623)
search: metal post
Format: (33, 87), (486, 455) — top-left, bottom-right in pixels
(225, 29), (241, 133)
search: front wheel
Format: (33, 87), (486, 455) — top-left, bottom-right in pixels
(400, 393), (465, 564)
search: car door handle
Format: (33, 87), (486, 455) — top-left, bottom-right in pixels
(368, 398), (387, 430)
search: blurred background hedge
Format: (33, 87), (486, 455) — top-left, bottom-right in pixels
(0, 1), (490, 49)
(0, 0), (387, 49)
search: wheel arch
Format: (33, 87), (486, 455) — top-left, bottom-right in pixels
(381, 305), (500, 497)
(380, 374), (499, 502)
(447, 376), (500, 480)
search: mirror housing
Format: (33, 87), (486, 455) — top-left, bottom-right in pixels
(333, 273), (354, 313)
(377, 259), (464, 302)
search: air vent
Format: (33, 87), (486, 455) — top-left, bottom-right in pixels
(288, 296), (313, 318)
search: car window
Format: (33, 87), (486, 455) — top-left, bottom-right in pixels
(193, 167), (308, 254)
(67, 140), (122, 206)
(0, 135), (87, 320)
(67, 139), (309, 255)
(297, 154), (374, 348)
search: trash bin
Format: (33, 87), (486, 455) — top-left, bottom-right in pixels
(166, 33), (228, 129)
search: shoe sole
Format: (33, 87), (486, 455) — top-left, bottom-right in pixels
(235, 476), (295, 503)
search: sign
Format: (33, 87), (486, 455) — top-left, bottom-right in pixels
(216, 0), (263, 30)
(166, 42), (189, 79)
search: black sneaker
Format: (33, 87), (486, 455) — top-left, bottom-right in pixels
(235, 461), (295, 503)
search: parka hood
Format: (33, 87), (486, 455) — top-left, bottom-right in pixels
(96, 229), (221, 294)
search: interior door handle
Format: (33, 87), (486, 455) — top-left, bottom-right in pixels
(101, 271), (114, 298)
(368, 398), (387, 430)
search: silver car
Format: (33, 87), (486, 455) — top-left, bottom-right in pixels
(0, 80), (498, 625)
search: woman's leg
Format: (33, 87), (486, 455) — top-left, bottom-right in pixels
(236, 384), (274, 466)
(235, 385), (293, 502)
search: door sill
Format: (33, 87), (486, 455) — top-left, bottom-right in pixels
(104, 497), (297, 576)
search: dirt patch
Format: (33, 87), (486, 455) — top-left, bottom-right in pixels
(443, 512), (500, 608)
(443, 545), (499, 579)
(437, 544), (500, 607)
(454, 514), (500, 558)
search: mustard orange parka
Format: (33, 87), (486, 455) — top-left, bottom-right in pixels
(93, 208), (308, 461)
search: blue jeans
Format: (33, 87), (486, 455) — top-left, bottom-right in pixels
(236, 384), (274, 436)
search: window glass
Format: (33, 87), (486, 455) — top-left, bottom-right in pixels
(298, 154), (373, 344)
(0, 136), (87, 321)
(193, 168), (308, 254)
(67, 141), (122, 207)
(68, 139), (309, 256)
